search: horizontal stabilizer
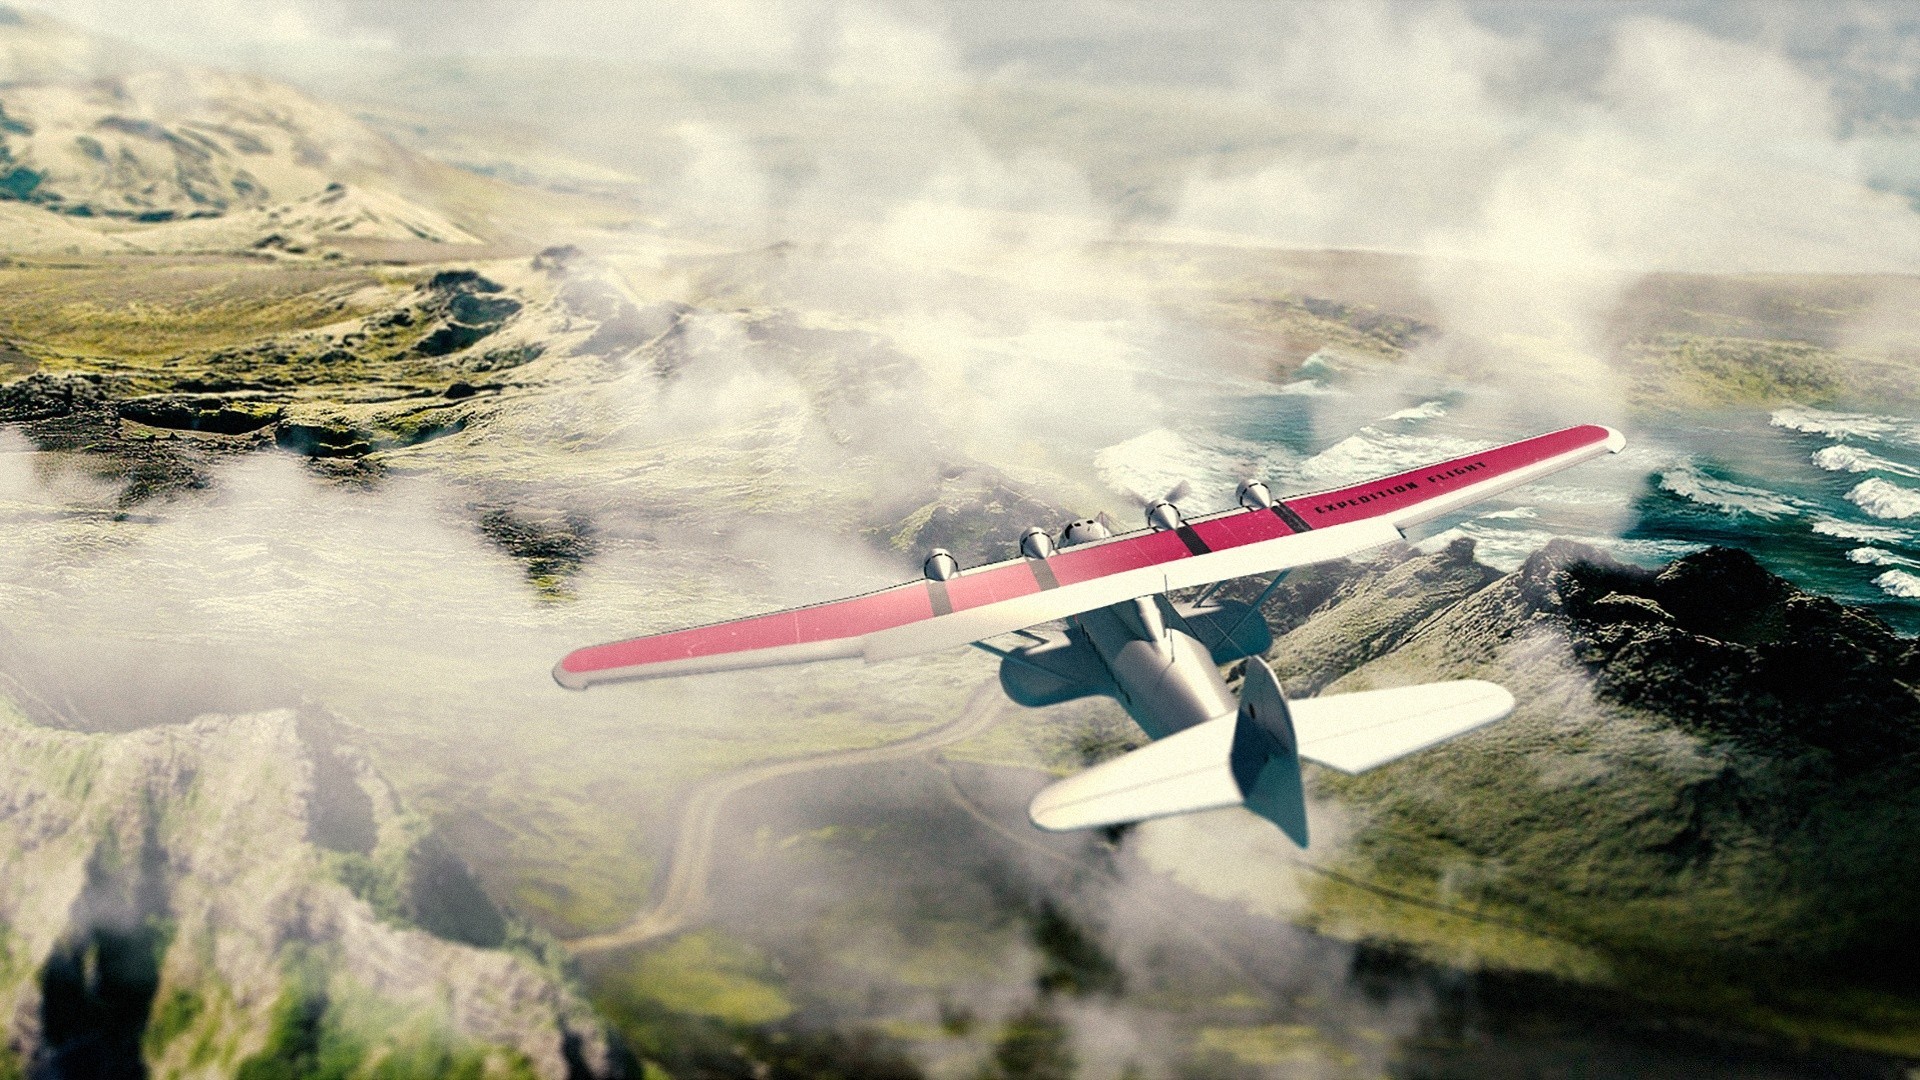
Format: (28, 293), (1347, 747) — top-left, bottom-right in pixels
(1292, 681), (1514, 774)
(1028, 677), (1512, 836)
(1027, 717), (1243, 832)
(1031, 655), (1307, 840)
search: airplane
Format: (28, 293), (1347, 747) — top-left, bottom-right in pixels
(554, 423), (1625, 846)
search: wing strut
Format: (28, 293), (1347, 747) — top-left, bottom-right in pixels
(1219, 571), (1289, 652)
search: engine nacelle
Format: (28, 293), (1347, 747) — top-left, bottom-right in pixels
(1019, 526), (1057, 559)
(1145, 499), (1183, 531)
(1237, 479), (1274, 510)
(1058, 518), (1112, 547)
(923, 548), (958, 581)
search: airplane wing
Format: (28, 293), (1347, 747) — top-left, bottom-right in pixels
(555, 424), (1624, 689)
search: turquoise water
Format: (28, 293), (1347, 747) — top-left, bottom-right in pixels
(1095, 374), (1920, 634)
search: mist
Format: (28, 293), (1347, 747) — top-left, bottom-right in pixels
(3, 1), (1920, 1076)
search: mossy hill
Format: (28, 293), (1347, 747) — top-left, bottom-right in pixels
(1230, 537), (1920, 1054)
(0, 683), (616, 1079)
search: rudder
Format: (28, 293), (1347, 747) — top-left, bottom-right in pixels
(1231, 656), (1308, 846)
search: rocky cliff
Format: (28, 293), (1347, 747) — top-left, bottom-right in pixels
(0, 695), (617, 1079)
(1247, 537), (1920, 1046)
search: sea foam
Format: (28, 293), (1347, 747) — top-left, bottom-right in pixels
(1385, 400), (1448, 422)
(1771, 405), (1920, 447)
(1657, 464), (1802, 519)
(1875, 569), (1920, 599)
(1414, 524), (1701, 573)
(1846, 478), (1920, 520)
(1811, 445), (1920, 478)
(1848, 547), (1920, 568)
(1094, 428), (1273, 511)
(1294, 429), (1484, 487)
(1811, 516), (1916, 544)
(1273, 379), (1342, 397)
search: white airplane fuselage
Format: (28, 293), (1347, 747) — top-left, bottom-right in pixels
(1070, 596), (1239, 741)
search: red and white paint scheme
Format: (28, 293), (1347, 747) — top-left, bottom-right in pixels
(556, 424), (1626, 845)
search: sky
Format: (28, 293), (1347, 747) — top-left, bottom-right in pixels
(24, 1), (1920, 113)
(16, 0), (1920, 277)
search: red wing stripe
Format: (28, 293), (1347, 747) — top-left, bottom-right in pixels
(793, 584), (935, 639)
(1280, 424), (1613, 529)
(1188, 509), (1294, 549)
(557, 424), (1621, 683)
(561, 582), (934, 675)
(943, 562), (1043, 612)
(1049, 528), (1193, 586)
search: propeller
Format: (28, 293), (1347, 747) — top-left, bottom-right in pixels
(1121, 480), (1192, 531)
(1121, 479), (1192, 510)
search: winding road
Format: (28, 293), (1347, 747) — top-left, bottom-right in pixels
(564, 674), (1564, 968)
(566, 679), (1010, 955)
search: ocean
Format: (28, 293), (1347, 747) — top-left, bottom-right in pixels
(1095, 366), (1920, 634)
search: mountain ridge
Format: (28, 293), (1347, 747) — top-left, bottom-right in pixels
(1203, 536), (1920, 1051)
(0, 688), (619, 1078)
(0, 6), (581, 257)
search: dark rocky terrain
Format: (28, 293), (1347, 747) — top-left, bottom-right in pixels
(1220, 537), (1920, 1051)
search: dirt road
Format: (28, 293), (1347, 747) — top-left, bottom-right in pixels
(567, 679), (1008, 954)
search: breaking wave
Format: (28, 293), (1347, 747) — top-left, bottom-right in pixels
(1848, 547), (1920, 568)
(1384, 400), (1448, 422)
(1846, 478), (1920, 520)
(1657, 465), (1803, 519)
(1414, 524), (1702, 573)
(1811, 445), (1920, 478)
(1273, 379), (1343, 397)
(1511, 481), (1633, 509)
(1094, 428), (1277, 511)
(1771, 405), (1920, 447)
(1811, 516), (1916, 544)
(1292, 428), (1484, 488)
(1875, 569), (1920, 599)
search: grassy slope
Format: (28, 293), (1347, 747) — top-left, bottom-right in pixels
(12, 238), (1920, 1070)
(1280, 548), (1920, 1056)
(0, 260), (394, 364)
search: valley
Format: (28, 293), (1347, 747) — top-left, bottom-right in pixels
(2, 4), (1920, 1077)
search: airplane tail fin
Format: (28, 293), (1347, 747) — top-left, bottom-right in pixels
(1229, 657), (1310, 844)
(1026, 659), (1513, 847)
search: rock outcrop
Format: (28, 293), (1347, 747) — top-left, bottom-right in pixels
(1269, 539), (1920, 997)
(0, 371), (105, 422)
(0, 700), (617, 1079)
